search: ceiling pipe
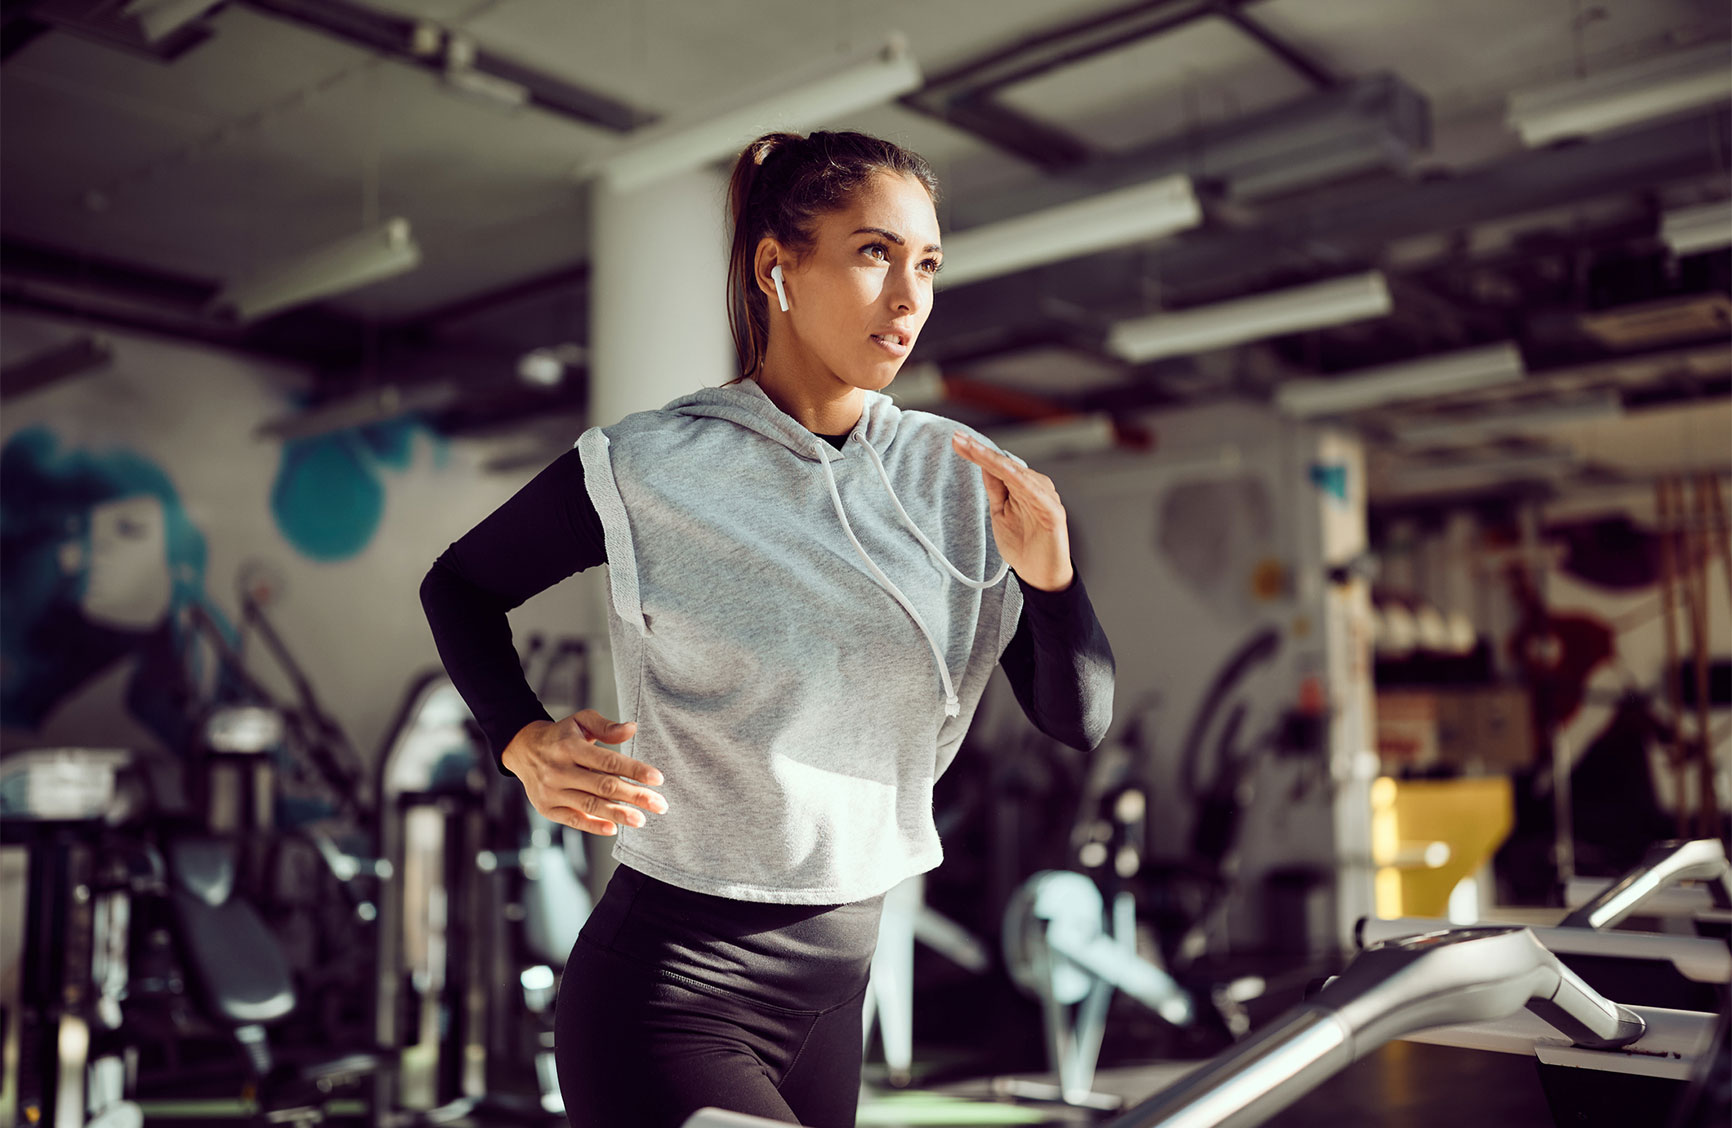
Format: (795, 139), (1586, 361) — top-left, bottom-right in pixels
(238, 0), (653, 132)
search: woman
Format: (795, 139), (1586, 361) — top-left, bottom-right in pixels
(420, 130), (1115, 1128)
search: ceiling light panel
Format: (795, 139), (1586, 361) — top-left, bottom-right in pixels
(586, 35), (921, 191)
(210, 217), (422, 323)
(1507, 40), (1731, 147)
(1107, 271), (1392, 362)
(1392, 392), (1624, 446)
(935, 175), (1201, 289)
(1276, 343), (1526, 418)
(1661, 200), (1732, 255)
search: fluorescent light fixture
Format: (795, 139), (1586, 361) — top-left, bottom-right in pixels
(1661, 200), (1732, 256)
(588, 35), (922, 191)
(1386, 450), (1578, 491)
(1106, 271), (1392, 362)
(982, 414), (1119, 461)
(122, 0), (223, 42)
(1393, 392), (1623, 446)
(1276, 343), (1525, 419)
(935, 174), (1200, 289)
(211, 217), (422, 323)
(254, 379), (460, 442)
(1506, 41), (1731, 147)
(442, 32), (531, 109)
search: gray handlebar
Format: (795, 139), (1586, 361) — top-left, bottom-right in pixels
(1102, 926), (1644, 1128)
(1560, 838), (1732, 931)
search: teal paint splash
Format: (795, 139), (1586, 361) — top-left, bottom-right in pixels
(1309, 462), (1349, 505)
(269, 412), (446, 561)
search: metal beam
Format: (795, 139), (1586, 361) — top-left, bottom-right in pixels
(239, 0), (655, 133)
(898, 0), (1332, 170)
(13, 0), (218, 62)
(1152, 108), (1731, 293)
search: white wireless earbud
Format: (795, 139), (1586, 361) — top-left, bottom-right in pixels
(770, 264), (789, 312)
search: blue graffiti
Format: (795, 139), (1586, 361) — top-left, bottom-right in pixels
(270, 412), (446, 561)
(0, 426), (244, 745)
(1309, 462), (1349, 505)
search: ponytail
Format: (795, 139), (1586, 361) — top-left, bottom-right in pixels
(724, 130), (940, 382)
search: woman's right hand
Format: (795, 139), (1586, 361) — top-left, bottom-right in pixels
(501, 710), (666, 836)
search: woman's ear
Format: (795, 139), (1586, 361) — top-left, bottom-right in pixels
(753, 238), (788, 312)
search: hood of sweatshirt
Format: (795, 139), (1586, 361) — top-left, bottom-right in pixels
(660, 376), (900, 462)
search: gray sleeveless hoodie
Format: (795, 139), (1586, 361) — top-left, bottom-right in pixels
(576, 377), (1024, 904)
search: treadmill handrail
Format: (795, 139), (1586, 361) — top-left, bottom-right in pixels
(1102, 927), (1644, 1128)
(1561, 839), (1732, 931)
(1359, 915), (1732, 984)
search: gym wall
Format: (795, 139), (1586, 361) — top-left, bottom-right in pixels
(0, 305), (599, 773)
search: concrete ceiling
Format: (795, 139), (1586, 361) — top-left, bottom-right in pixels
(2, 0), (1728, 482)
(3, 0), (1722, 315)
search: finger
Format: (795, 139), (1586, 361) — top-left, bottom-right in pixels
(979, 463), (1008, 509)
(566, 715), (660, 784)
(573, 710), (637, 743)
(570, 740), (664, 788)
(545, 805), (619, 836)
(951, 431), (1029, 476)
(951, 433), (1011, 503)
(560, 766), (669, 814)
(953, 434), (1038, 507)
(568, 791), (651, 829)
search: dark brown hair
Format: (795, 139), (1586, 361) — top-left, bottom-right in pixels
(724, 130), (941, 382)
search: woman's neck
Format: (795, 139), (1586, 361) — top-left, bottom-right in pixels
(751, 341), (864, 434)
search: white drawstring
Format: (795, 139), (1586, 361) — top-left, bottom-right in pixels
(858, 439), (1010, 591)
(814, 442), (963, 717)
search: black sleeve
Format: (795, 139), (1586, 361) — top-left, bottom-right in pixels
(418, 446), (606, 777)
(998, 569), (1116, 751)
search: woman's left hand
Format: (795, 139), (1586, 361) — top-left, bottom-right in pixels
(951, 430), (1074, 592)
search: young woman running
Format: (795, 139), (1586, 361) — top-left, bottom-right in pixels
(420, 129), (1116, 1128)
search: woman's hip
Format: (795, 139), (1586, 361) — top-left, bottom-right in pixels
(575, 863), (884, 1015)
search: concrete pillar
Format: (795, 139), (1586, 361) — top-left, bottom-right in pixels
(587, 167), (735, 425)
(579, 167), (734, 895)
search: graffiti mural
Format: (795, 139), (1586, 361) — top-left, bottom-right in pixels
(0, 425), (246, 751)
(271, 413), (446, 561)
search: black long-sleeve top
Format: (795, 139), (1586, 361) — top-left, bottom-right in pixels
(420, 432), (1115, 777)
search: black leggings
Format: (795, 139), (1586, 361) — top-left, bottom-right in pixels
(555, 863), (887, 1128)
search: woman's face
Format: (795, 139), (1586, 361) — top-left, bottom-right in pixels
(768, 170), (941, 394)
(58, 493), (172, 630)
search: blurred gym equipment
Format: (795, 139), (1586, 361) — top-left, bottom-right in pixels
(999, 869), (1195, 1109)
(860, 872), (992, 1088)
(1, 743), (379, 1126)
(373, 633), (598, 1120)
(1, 747), (141, 1128)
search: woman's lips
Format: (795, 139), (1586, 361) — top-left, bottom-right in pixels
(869, 333), (910, 357)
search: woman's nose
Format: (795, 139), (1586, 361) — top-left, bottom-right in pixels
(889, 267), (923, 314)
